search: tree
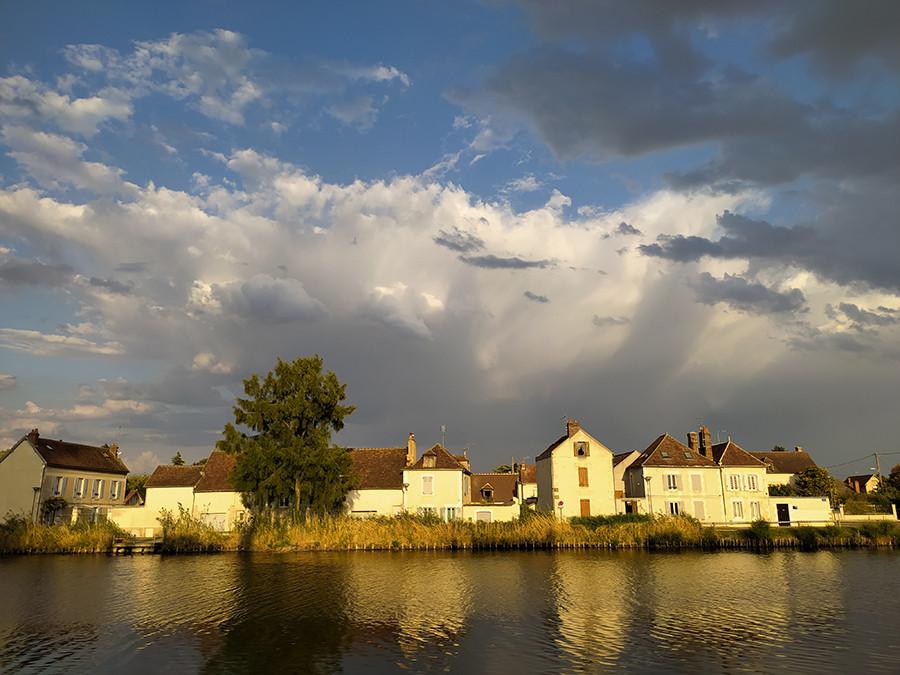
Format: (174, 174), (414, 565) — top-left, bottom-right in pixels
(126, 474), (149, 499)
(171, 451), (185, 466)
(768, 483), (796, 496)
(41, 497), (67, 525)
(794, 467), (836, 497)
(875, 464), (900, 500)
(494, 464), (512, 473)
(771, 445), (787, 452)
(217, 355), (356, 516)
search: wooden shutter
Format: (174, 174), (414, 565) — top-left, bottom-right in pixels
(580, 499), (591, 517)
(578, 466), (589, 487)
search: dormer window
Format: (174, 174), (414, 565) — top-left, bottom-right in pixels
(481, 487), (494, 502)
(660, 451), (670, 458)
(574, 441), (590, 457)
(423, 455), (436, 468)
(683, 451), (693, 459)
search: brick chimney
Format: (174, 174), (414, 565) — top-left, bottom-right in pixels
(109, 442), (120, 457)
(699, 426), (713, 460)
(566, 418), (581, 438)
(27, 428), (39, 444)
(407, 432), (417, 466)
(794, 446), (804, 453)
(687, 431), (699, 453)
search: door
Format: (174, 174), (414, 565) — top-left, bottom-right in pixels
(580, 499), (591, 517)
(776, 503), (790, 526)
(476, 511), (491, 523)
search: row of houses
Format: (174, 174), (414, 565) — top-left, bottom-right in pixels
(0, 420), (847, 533)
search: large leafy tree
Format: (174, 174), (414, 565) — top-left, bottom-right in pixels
(875, 464), (900, 500)
(217, 356), (356, 515)
(794, 467), (836, 498)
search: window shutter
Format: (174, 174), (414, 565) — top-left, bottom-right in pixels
(62, 477), (69, 497)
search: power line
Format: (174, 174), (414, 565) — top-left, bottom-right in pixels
(824, 451), (900, 471)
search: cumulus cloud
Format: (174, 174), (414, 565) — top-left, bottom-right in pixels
(0, 256), (73, 286)
(433, 227), (485, 253)
(191, 352), (234, 374)
(0, 374), (16, 389)
(0, 328), (125, 356)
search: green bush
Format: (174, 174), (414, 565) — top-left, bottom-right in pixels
(158, 506), (226, 553)
(746, 519), (772, 541)
(793, 526), (820, 550)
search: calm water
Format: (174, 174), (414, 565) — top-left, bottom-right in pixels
(0, 550), (898, 673)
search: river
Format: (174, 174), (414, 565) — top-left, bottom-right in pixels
(0, 550), (897, 673)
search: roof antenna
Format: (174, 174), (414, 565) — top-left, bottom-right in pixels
(441, 424), (446, 448)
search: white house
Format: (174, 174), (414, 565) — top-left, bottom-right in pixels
(536, 419), (616, 518)
(0, 429), (129, 522)
(403, 443), (470, 521)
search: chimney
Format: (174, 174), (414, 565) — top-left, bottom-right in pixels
(566, 418), (581, 438)
(407, 432), (417, 466)
(794, 446), (804, 453)
(699, 426), (713, 459)
(109, 442), (120, 457)
(27, 428), (39, 443)
(687, 431), (699, 452)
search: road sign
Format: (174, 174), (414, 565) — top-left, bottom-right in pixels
(557, 500), (564, 507)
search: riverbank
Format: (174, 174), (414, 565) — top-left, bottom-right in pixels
(3, 512), (899, 555)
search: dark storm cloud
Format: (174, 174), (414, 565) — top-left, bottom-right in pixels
(691, 273), (807, 315)
(0, 258), (73, 286)
(458, 253), (551, 269)
(89, 276), (133, 294)
(640, 201), (900, 293)
(523, 290), (549, 303)
(836, 303), (899, 328)
(433, 227), (485, 253)
(615, 222), (642, 237)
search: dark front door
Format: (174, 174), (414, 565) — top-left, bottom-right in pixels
(776, 503), (790, 526)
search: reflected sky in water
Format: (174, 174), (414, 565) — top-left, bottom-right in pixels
(1, 550), (898, 673)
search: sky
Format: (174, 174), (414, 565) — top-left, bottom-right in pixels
(1, 1), (899, 476)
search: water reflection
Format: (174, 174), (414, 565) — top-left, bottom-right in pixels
(0, 550), (896, 674)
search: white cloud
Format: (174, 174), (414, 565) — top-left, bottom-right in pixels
(2, 125), (135, 195)
(0, 75), (132, 136)
(0, 374), (16, 389)
(125, 450), (162, 474)
(0, 328), (125, 356)
(192, 352), (233, 374)
(212, 274), (327, 323)
(502, 174), (543, 193)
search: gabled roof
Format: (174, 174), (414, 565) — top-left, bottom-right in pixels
(711, 441), (767, 467)
(194, 450), (239, 492)
(612, 450), (641, 468)
(750, 450), (817, 475)
(469, 473), (517, 504)
(18, 434), (130, 475)
(846, 473), (876, 484)
(631, 434), (717, 468)
(349, 446), (408, 489)
(145, 464), (203, 488)
(536, 434), (568, 462)
(407, 444), (469, 472)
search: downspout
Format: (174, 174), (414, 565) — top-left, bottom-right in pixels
(32, 463), (46, 523)
(719, 462), (727, 525)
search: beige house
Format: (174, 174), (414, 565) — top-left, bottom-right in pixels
(517, 462), (538, 508)
(612, 450), (641, 512)
(0, 429), (129, 522)
(750, 448), (818, 487)
(624, 428), (770, 524)
(192, 450), (248, 531)
(403, 443), (470, 520)
(464, 472), (519, 523)
(110, 463), (202, 536)
(536, 419), (616, 518)
(344, 434), (414, 517)
(845, 473), (880, 495)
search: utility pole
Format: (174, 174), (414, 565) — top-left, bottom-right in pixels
(875, 451), (882, 479)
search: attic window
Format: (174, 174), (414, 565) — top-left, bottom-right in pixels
(683, 451), (693, 459)
(423, 455), (436, 468)
(574, 441), (590, 457)
(482, 488), (494, 501)
(660, 451), (670, 458)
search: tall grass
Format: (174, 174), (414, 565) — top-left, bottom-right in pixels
(157, 506), (230, 553)
(0, 514), (122, 553)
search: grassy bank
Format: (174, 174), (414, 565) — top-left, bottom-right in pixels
(3, 512), (899, 555)
(0, 515), (122, 554)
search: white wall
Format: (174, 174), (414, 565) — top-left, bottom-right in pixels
(0, 441), (44, 519)
(403, 469), (464, 520)
(543, 428), (617, 517)
(193, 490), (247, 531)
(346, 488), (404, 517)
(462, 503), (518, 523)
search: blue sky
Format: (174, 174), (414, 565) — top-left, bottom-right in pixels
(2, 1), (900, 475)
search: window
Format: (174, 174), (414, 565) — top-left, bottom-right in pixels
(578, 467), (589, 487)
(481, 487), (493, 501)
(110, 481), (120, 500)
(750, 501), (761, 520)
(419, 506), (437, 517)
(667, 501), (681, 516)
(660, 451), (670, 459)
(423, 455), (436, 468)
(92, 479), (104, 499)
(574, 441), (589, 457)
(74, 477), (85, 498)
(52, 476), (65, 496)
(690, 474), (702, 493)
(693, 501), (706, 520)
(683, 451), (693, 459)
(665, 474), (678, 490)
(747, 475), (758, 491)
(732, 500), (744, 519)
(422, 475), (433, 495)
(476, 510), (492, 523)
(277, 495), (292, 508)
(444, 507), (458, 521)
(729, 474), (742, 491)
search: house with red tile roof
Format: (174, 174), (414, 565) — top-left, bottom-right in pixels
(0, 429), (129, 523)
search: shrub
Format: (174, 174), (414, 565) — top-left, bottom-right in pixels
(746, 519), (772, 541)
(793, 526), (820, 550)
(569, 513), (652, 529)
(158, 506), (226, 553)
(0, 513), (122, 553)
